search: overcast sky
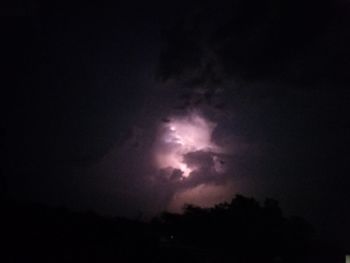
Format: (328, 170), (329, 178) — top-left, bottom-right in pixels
(2, 1), (350, 248)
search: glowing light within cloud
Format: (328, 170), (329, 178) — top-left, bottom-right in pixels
(154, 110), (224, 178)
(167, 182), (235, 213)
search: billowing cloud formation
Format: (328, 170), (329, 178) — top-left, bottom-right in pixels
(154, 110), (225, 177)
(152, 110), (232, 210)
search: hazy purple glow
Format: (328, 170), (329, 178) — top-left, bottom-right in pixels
(167, 182), (235, 212)
(154, 110), (225, 178)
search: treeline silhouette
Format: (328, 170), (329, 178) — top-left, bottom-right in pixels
(1, 195), (344, 262)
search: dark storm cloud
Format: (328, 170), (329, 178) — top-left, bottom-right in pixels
(153, 148), (231, 197)
(170, 169), (184, 181)
(182, 150), (228, 186)
(184, 150), (214, 169)
(158, 0), (350, 90)
(156, 0), (350, 248)
(2, 0), (349, 249)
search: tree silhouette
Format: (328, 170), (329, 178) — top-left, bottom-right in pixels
(155, 194), (314, 262)
(3, 194), (342, 263)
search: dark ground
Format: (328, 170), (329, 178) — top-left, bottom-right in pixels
(1, 195), (346, 263)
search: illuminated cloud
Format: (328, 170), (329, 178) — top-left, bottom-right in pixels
(154, 110), (225, 178)
(152, 109), (233, 210)
(167, 182), (235, 213)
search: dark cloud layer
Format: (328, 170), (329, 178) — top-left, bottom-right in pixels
(158, 0), (350, 90)
(1, 0), (350, 249)
(156, 0), (350, 248)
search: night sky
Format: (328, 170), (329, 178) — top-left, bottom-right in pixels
(2, 1), (350, 248)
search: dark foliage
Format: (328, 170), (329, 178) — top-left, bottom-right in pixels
(1, 195), (343, 262)
(2, 199), (157, 262)
(154, 195), (315, 262)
